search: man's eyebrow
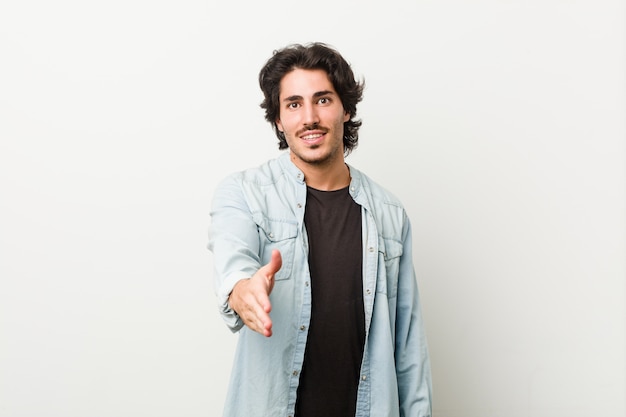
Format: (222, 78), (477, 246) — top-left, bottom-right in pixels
(283, 95), (303, 103)
(282, 90), (336, 103)
(313, 90), (334, 98)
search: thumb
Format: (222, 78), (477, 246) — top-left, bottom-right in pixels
(265, 249), (282, 276)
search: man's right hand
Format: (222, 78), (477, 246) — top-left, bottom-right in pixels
(228, 250), (283, 337)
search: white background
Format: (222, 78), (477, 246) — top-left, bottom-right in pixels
(1, 1), (624, 416)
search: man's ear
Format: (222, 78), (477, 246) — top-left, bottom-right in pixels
(276, 119), (284, 132)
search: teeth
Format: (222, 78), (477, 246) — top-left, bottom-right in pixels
(302, 133), (322, 140)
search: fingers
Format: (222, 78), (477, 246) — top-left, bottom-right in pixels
(229, 279), (273, 337)
(245, 292), (273, 337)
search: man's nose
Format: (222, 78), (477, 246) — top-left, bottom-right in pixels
(302, 104), (320, 126)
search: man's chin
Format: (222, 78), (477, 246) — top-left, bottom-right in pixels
(292, 150), (328, 165)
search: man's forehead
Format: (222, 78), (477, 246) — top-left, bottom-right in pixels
(279, 68), (336, 97)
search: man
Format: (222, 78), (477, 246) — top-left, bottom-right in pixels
(208, 42), (432, 417)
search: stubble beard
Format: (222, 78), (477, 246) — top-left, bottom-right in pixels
(293, 140), (343, 167)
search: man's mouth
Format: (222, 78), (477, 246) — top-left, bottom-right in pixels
(301, 133), (324, 141)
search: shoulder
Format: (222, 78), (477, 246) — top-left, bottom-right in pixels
(350, 165), (405, 210)
(349, 166), (410, 240)
(212, 154), (298, 218)
(217, 155), (287, 189)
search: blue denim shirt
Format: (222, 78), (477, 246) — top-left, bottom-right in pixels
(208, 153), (432, 417)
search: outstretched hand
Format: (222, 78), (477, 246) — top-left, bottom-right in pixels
(228, 250), (283, 337)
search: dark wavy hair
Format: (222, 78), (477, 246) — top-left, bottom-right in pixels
(259, 42), (365, 156)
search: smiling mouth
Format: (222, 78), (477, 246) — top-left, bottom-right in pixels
(301, 133), (324, 141)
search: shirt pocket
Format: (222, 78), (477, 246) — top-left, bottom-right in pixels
(255, 215), (298, 281)
(377, 237), (403, 298)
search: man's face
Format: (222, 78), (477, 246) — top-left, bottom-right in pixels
(276, 68), (350, 169)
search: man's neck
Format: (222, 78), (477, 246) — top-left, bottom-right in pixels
(290, 154), (351, 191)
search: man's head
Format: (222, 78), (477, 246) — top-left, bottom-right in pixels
(259, 43), (365, 156)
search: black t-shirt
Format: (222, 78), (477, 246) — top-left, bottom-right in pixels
(295, 186), (366, 417)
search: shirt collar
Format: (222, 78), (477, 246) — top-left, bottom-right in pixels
(277, 151), (363, 197)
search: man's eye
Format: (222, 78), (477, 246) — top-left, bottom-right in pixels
(288, 103), (299, 109)
(318, 97), (329, 104)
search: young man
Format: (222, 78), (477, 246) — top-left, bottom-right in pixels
(208, 43), (432, 417)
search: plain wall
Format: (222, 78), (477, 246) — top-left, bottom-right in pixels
(1, 1), (624, 416)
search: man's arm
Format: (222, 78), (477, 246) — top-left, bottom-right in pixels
(208, 174), (258, 332)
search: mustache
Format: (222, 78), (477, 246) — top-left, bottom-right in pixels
(296, 123), (328, 137)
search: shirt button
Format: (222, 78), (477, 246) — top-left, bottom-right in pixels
(368, 247), (374, 252)
(361, 375), (367, 381)
(269, 232), (274, 238)
(297, 203), (302, 208)
(300, 325), (306, 331)
(366, 289), (371, 295)
(305, 281), (309, 286)
(293, 370), (299, 376)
